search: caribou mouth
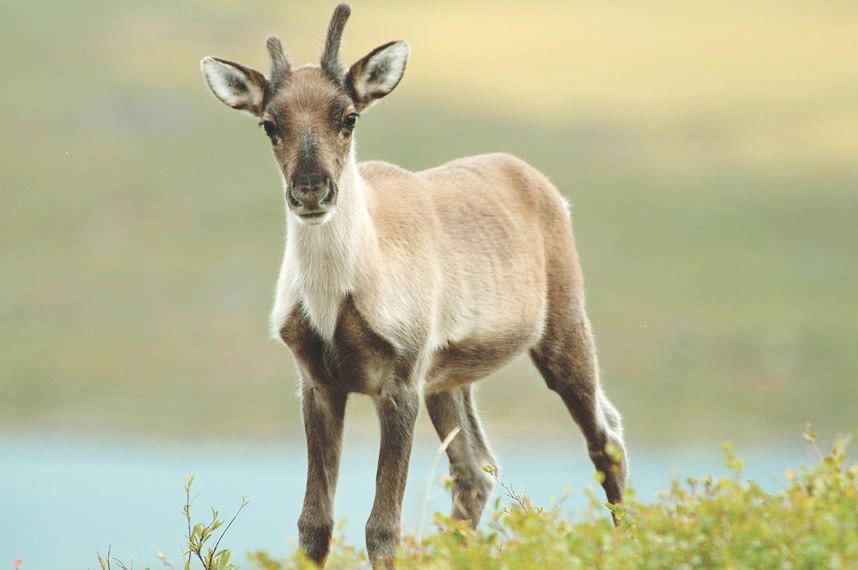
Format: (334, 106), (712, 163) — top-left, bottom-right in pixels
(295, 210), (333, 226)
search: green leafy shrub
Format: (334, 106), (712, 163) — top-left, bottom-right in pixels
(250, 432), (857, 569)
(103, 432), (857, 569)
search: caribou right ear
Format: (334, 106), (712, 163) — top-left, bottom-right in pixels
(200, 57), (268, 117)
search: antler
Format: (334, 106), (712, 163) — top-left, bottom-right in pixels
(266, 35), (291, 94)
(321, 3), (351, 81)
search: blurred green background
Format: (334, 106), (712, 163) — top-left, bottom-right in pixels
(2, 0), (856, 447)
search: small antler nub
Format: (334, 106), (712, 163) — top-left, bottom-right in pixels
(321, 3), (351, 81)
(266, 35), (291, 94)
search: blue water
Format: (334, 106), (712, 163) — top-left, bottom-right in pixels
(1, 433), (810, 569)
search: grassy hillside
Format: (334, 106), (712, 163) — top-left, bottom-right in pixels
(2, 1), (857, 444)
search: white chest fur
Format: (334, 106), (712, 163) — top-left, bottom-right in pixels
(270, 163), (368, 342)
(284, 229), (356, 340)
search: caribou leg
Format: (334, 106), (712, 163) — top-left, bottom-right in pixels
(530, 309), (627, 513)
(297, 379), (347, 565)
(365, 379), (420, 568)
(425, 386), (497, 526)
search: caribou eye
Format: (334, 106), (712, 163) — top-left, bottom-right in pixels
(342, 112), (359, 130)
(259, 120), (278, 140)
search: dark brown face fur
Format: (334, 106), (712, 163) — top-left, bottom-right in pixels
(260, 67), (358, 220)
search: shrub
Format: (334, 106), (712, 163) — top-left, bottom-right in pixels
(104, 431), (858, 569)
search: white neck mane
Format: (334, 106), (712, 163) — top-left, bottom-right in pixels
(272, 146), (374, 340)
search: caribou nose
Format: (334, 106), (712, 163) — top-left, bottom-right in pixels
(288, 174), (332, 210)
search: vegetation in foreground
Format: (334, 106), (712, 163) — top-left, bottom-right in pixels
(100, 431), (857, 570)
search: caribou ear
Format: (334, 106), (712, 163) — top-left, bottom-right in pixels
(200, 56), (268, 117)
(345, 41), (409, 112)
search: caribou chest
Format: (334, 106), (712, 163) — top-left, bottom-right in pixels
(278, 294), (396, 394)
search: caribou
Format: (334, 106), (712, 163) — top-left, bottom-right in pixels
(201, 4), (627, 567)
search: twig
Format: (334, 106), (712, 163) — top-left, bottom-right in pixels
(211, 497), (249, 555)
(417, 426), (461, 542)
(499, 480), (528, 513)
(184, 477), (195, 569)
(803, 423), (823, 461)
(97, 546), (112, 570)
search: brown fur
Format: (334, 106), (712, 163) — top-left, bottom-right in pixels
(280, 295), (397, 395)
(201, 5), (627, 567)
(263, 67), (355, 194)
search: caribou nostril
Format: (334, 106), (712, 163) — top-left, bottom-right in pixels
(320, 181), (336, 205)
(286, 188), (302, 208)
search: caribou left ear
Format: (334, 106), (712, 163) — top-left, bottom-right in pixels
(346, 41), (409, 111)
(200, 56), (268, 117)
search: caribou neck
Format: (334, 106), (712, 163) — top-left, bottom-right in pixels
(283, 146), (375, 339)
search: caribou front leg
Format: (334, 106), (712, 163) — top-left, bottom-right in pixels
(297, 378), (347, 566)
(366, 372), (420, 568)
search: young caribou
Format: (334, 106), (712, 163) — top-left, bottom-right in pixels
(201, 4), (627, 567)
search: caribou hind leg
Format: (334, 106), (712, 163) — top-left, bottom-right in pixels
(529, 308), (627, 511)
(425, 386), (498, 527)
(460, 386), (497, 473)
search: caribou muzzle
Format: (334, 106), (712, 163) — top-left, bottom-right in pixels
(287, 173), (338, 222)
